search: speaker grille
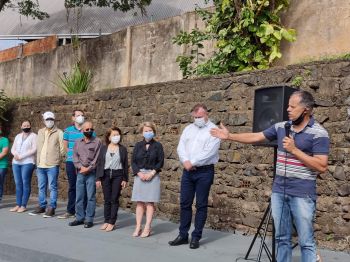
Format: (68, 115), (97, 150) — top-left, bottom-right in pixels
(253, 85), (297, 146)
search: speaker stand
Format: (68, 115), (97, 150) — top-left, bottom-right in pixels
(244, 146), (278, 262)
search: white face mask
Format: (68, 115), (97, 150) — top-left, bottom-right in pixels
(194, 117), (206, 128)
(75, 115), (85, 125)
(45, 120), (54, 129)
(111, 135), (120, 145)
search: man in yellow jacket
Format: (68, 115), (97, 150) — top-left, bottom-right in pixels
(29, 111), (65, 218)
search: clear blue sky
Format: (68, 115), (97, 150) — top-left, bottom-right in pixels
(0, 40), (26, 51)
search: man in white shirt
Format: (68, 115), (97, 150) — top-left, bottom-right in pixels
(169, 103), (220, 249)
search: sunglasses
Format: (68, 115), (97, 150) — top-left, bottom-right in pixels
(84, 128), (94, 132)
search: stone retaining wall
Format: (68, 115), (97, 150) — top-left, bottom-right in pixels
(4, 59), (350, 250)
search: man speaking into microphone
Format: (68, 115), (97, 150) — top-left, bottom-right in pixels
(210, 90), (329, 262)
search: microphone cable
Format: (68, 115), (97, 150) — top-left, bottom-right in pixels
(275, 121), (291, 260)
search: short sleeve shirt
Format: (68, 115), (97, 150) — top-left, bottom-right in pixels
(262, 117), (330, 200)
(0, 137), (9, 168)
(63, 125), (84, 162)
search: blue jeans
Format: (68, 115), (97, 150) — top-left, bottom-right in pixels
(0, 168), (7, 201)
(271, 192), (316, 262)
(66, 161), (77, 214)
(179, 165), (214, 240)
(36, 166), (59, 209)
(13, 163), (35, 207)
(76, 172), (96, 223)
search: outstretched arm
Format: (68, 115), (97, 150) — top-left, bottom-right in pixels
(210, 123), (266, 144)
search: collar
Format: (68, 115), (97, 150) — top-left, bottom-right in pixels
(71, 124), (82, 131)
(81, 136), (96, 143)
(291, 116), (314, 133)
(45, 126), (57, 133)
(307, 116), (315, 127)
(142, 139), (155, 145)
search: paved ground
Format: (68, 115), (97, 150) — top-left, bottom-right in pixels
(0, 195), (349, 262)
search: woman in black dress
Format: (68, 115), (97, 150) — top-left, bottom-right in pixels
(131, 122), (164, 237)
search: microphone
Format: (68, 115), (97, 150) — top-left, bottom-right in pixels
(285, 122), (291, 137)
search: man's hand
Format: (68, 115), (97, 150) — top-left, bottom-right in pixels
(283, 136), (297, 154)
(183, 160), (193, 171)
(14, 154), (21, 161)
(121, 181), (127, 189)
(210, 122), (229, 140)
(80, 166), (90, 174)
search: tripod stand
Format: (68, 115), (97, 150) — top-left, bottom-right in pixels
(244, 146), (277, 262)
(244, 147), (299, 262)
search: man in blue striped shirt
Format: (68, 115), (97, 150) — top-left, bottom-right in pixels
(58, 110), (86, 219)
(211, 90), (329, 262)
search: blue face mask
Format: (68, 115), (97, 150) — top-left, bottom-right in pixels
(143, 131), (154, 140)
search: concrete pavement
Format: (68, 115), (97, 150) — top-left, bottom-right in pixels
(0, 195), (349, 262)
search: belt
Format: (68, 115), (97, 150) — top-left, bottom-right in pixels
(193, 164), (214, 170)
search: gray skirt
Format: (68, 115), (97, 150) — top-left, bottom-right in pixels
(131, 169), (160, 203)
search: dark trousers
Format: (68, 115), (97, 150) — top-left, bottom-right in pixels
(0, 168), (7, 201)
(101, 172), (123, 225)
(179, 165), (214, 240)
(66, 161), (77, 214)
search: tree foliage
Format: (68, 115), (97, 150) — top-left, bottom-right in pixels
(0, 0), (152, 20)
(173, 0), (296, 78)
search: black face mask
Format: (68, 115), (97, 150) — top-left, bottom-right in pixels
(22, 128), (31, 133)
(292, 111), (305, 126)
(84, 131), (93, 138)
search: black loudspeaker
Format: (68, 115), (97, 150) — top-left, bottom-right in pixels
(253, 85), (297, 146)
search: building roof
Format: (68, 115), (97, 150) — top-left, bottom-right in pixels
(0, 0), (213, 40)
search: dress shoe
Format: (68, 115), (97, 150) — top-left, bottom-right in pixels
(189, 238), (200, 249)
(168, 235), (189, 246)
(84, 222), (94, 228)
(69, 220), (84, 226)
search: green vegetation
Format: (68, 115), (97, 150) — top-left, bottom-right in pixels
(0, 90), (10, 121)
(291, 76), (303, 87)
(173, 0), (296, 78)
(297, 53), (350, 65)
(325, 233), (334, 241)
(54, 62), (93, 94)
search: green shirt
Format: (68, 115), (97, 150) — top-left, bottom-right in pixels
(0, 137), (9, 168)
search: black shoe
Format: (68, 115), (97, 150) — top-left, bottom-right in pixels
(69, 220), (84, 226)
(84, 222), (93, 228)
(168, 235), (189, 246)
(189, 238), (200, 249)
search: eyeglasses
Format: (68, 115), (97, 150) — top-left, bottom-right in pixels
(84, 128), (94, 132)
